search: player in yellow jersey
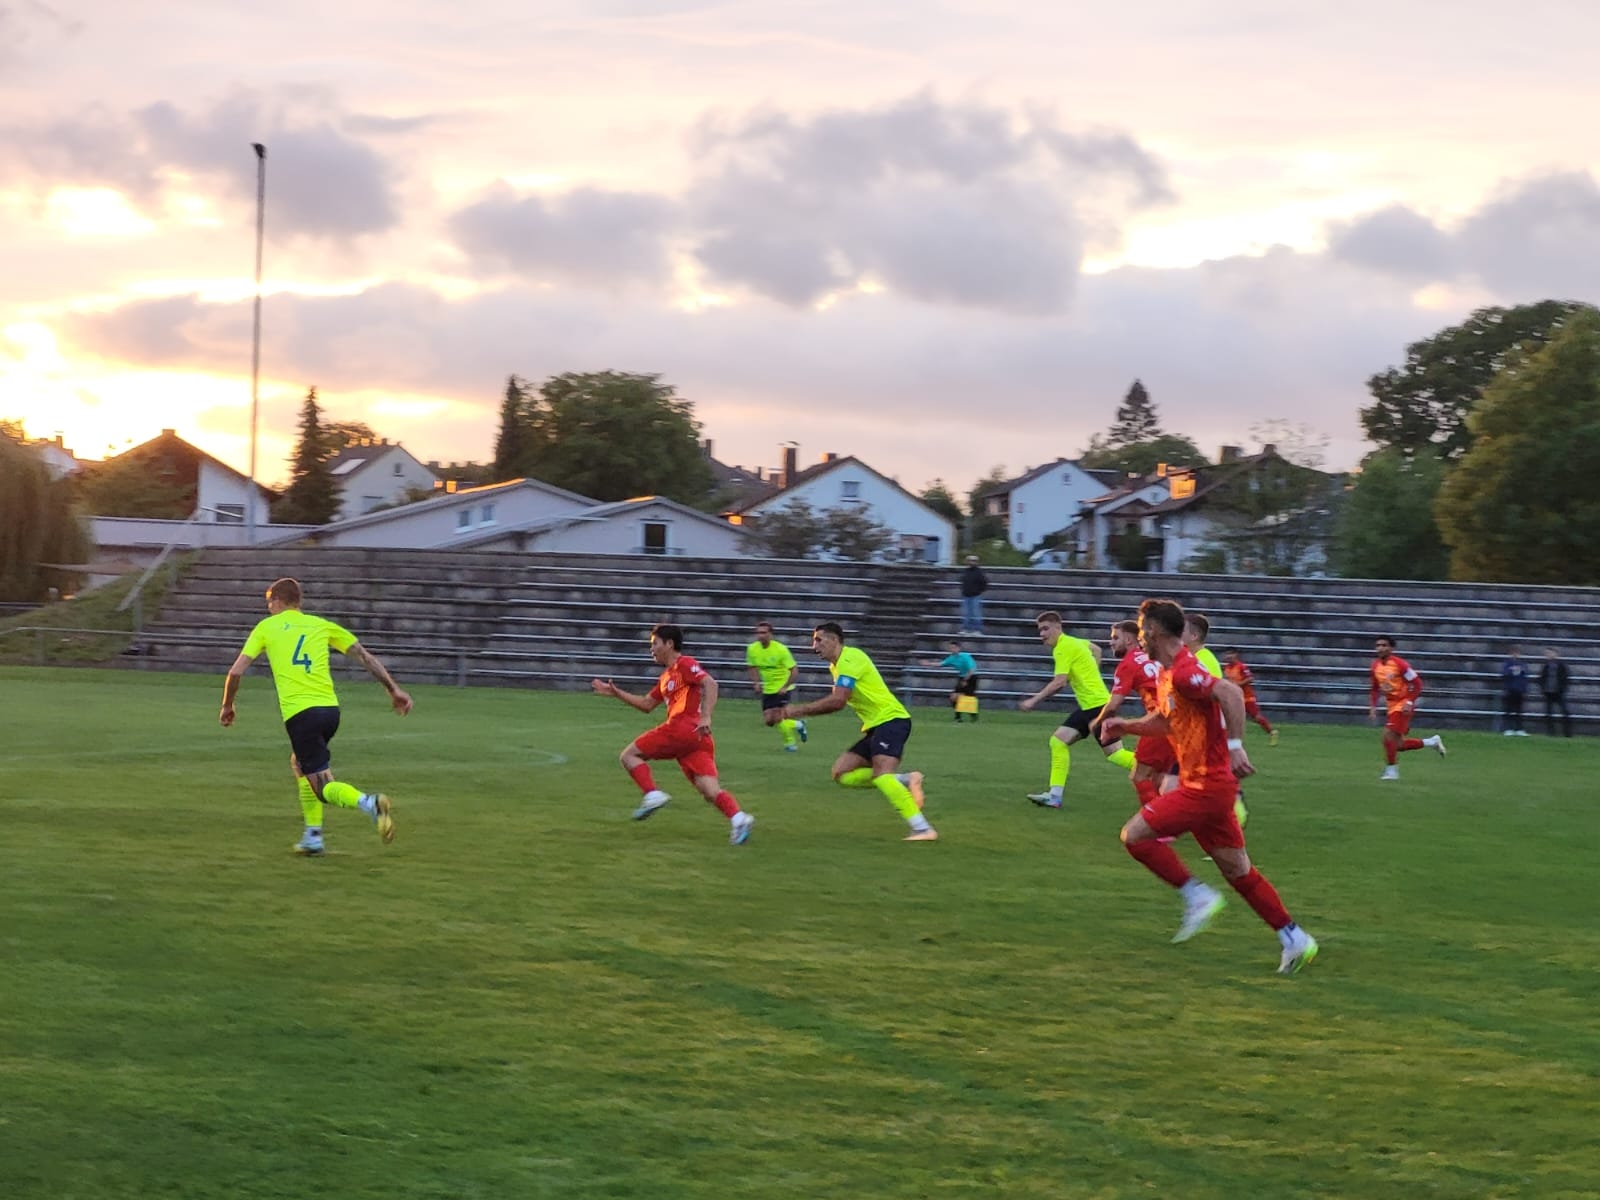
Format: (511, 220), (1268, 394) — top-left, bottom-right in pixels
(1019, 610), (1137, 807)
(219, 577), (412, 856)
(746, 620), (807, 752)
(771, 622), (938, 841)
(1183, 613), (1223, 679)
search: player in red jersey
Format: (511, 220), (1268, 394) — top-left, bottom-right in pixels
(1091, 619), (1175, 809)
(592, 624), (754, 845)
(1220, 648), (1278, 745)
(1370, 635), (1446, 781)
(1100, 598), (1318, 974)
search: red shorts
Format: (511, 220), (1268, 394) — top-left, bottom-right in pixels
(1140, 782), (1244, 852)
(1134, 734), (1176, 773)
(634, 722), (719, 781)
(1385, 707), (1413, 736)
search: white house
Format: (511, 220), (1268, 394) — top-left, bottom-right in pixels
(324, 439), (440, 521)
(978, 458), (1122, 552)
(1035, 475), (1172, 569)
(737, 448), (957, 564)
(261, 478), (752, 557)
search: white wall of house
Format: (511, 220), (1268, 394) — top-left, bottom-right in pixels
(747, 462), (955, 564)
(196, 460), (276, 525)
(286, 483), (592, 549)
(475, 501), (751, 557)
(1005, 462), (1115, 551)
(1078, 483), (1171, 565)
(331, 445), (440, 521)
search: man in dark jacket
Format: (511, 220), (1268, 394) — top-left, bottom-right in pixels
(1500, 646), (1530, 735)
(1539, 647), (1573, 737)
(959, 555), (989, 635)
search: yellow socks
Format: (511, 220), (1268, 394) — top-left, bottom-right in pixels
(837, 767), (876, 788)
(871, 773), (921, 821)
(1106, 747), (1136, 770)
(322, 780), (364, 808)
(297, 777), (323, 828)
(1049, 736), (1071, 788)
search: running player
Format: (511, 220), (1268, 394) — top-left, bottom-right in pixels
(771, 622), (938, 842)
(746, 620), (807, 752)
(219, 577), (408, 856)
(1183, 613), (1223, 679)
(1370, 635), (1446, 780)
(1019, 611), (1137, 808)
(592, 624), (754, 845)
(1221, 648), (1278, 745)
(1100, 598), (1318, 974)
(1092, 619), (1174, 809)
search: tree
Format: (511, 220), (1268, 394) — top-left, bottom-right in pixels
(1330, 449), (1449, 580)
(918, 480), (963, 524)
(1248, 419), (1330, 469)
(1109, 379), (1162, 446)
(1204, 454), (1342, 576)
(0, 436), (89, 603)
(76, 453), (193, 518)
(822, 505), (896, 561)
(272, 387), (340, 525)
(1435, 308), (1600, 584)
(491, 375), (535, 480)
(1361, 301), (1595, 460)
(965, 466), (1010, 543)
(521, 371), (713, 504)
(321, 420), (378, 455)
(1079, 433), (1205, 478)
(746, 499), (825, 559)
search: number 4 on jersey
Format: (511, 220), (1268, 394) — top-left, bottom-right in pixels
(292, 634), (314, 673)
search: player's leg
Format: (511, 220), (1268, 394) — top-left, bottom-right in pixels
(765, 690), (802, 749)
(684, 743), (753, 844)
(288, 751), (324, 855)
(1121, 799), (1224, 942)
(289, 707), (393, 847)
(624, 729), (677, 818)
(1205, 834), (1317, 974)
(1029, 722), (1079, 807)
(1390, 710), (1441, 758)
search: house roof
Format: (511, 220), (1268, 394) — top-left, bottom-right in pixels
(977, 457), (1114, 499)
(324, 439), (432, 481)
(733, 455), (957, 534)
(705, 453), (780, 509)
(255, 475), (600, 544)
(102, 429), (275, 496)
(452, 494), (744, 550)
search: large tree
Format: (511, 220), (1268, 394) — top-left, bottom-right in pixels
(1435, 308), (1600, 584)
(519, 371), (712, 504)
(918, 479), (963, 524)
(1109, 379), (1161, 445)
(965, 466), (1010, 543)
(272, 387), (340, 525)
(746, 499), (825, 559)
(1330, 449), (1449, 581)
(321, 420), (378, 455)
(822, 505), (896, 561)
(491, 375), (535, 480)
(0, 436), (89, 603)
(76, 453), (193, 518)
(1080, 433), (1205, 478)
(1361, 300), (1595, 460)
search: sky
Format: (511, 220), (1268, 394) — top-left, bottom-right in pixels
(3, 0), (1598, 493)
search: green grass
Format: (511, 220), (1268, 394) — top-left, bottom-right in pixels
(0, 557), (191, 665)
(2, 667), (1596, 1200)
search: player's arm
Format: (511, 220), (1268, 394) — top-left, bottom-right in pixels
(347, 641), (414, 715)
(219, 653), (254, 726)
(698, 674), (718, 733)
(1369, 670), (1381, 720)
(784, 663), (799, 691)
(1089, 691), (1128, 732)
(1100, 708), (1170, 741)
(1019, 673), (1070, 712)
(591, 679), (662, 712)
(1210, 676), (1255, 777)
(746, 664), (763, 691)
(783, 685), (851, 720)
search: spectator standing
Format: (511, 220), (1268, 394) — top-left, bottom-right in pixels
(959, 555), (989, 636)
(1538, 647), (1573, 738)
(1500, 645), (1530, 736)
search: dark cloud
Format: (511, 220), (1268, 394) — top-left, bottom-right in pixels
(1328, 172), (1600, 299)
(448, 183), (678, 286)
(444, 93), (1171, 314)
(0, 91), (402, 238)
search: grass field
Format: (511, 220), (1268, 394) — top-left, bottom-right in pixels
(2, 666), (1597, 1200)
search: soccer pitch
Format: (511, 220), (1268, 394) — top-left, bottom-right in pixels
(2, 667), (1596, 1200)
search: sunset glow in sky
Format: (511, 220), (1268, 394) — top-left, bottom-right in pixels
(3, 1), (1598, 488)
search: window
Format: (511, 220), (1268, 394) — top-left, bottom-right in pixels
(642, 521), (668, 555)
(457, 508), (473, 529)
(1016, 502), (1025, 513)
(215, 503), (244, 524)
(841, 480), (860, 502)
(393, 462), (403, 476)
(361, 495), (384, 514)
(481, 502), (497, 524)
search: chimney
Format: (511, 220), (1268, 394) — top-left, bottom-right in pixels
(161, 428), (176, 437)
(823, 452), (838, 464)
(1218, 445), (1242, 463)
(702, 438), (713, 458)
(1261, 442), (1278, 457)
(781, 443), (798, 488)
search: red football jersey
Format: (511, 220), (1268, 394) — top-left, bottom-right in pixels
(1223, 659), (1257, 697)
(1371, 655), (1421, 714)
(1111, 647), (1163, 714)
(650, 655), (708, 723)
(1157, 645), (1234, 791)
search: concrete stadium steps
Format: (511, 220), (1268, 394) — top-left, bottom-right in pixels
(92, 547), (1598, 734)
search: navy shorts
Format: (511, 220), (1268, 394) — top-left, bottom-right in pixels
(760, 689), (793, 711)
(1063, 704), (1105, 739)
(285, 706), (340, 775)
(847, 717), (913, 763)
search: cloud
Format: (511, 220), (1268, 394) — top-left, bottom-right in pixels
(0, 91), (404, 239)
(442, 93), (1173, 314)
(448, 183), (679, 286)
(1328, 171), (1600, 299)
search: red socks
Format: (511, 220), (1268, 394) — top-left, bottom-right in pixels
(710, 791), (740, 818)
(1384, 740), (1398, 765)
(1400, 738), (1424, 752)
(628, 763), (657, 793)
(1126, 837), (1192, 888)
(1228, 868), (1291, 930)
